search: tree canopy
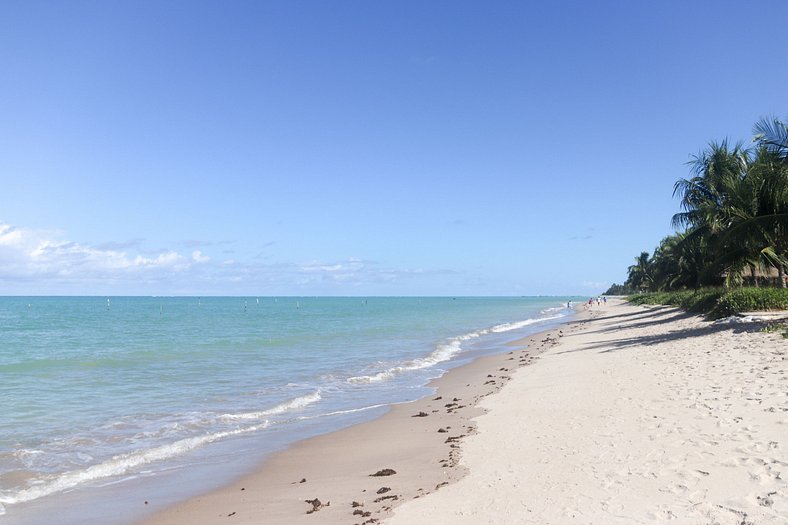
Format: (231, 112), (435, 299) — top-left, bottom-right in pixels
(621, 116), (788, 292)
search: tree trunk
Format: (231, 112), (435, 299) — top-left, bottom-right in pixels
(780, 264), (786, 288)
(751, 265), (759, 287)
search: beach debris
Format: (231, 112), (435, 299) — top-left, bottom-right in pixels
(305, 498), (328, 514)
(370, 468), (396, 476)
(435, 481), (449, 490)
(758, 495), (774, 507)
(437, 428), (448, 433)
(758, 492), (776, 507)
(353, 509), (372, 517)
(228, 511), (236, 517)
(411, 411), (429, 417)
(144, 501), (148, 505)
(433, 396), (442, 400)
(376, 486), (391, 494)
(374, 494), (399, 503)
(240, 487), (245, 491)
(300, 478), (307, 483)
(351, 501), (363, 507)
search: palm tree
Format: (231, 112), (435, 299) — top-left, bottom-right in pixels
(753, 116), (788, 158)
(672, 140), (751, 232)
(648, 235), (680, 291)
(626, 251), (653, 291)
(671, 141), (752, 287)
(732, 143), (788, 287)
(671, 132), (788, 288)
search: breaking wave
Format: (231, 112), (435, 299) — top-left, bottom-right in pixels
(219, 391), (322, 421)
(347, 310), (566, 384)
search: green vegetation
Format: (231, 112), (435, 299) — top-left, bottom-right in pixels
(760, 322), (788, 339)
(715, 287), (788, 317)
(603, 283), (634, 295)
(617, 117), (788, 294)
(628, 287), (788, 318)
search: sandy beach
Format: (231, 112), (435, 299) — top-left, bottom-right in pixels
(142, 299), (787, 524)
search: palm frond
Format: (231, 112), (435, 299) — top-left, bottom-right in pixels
(753, 116), (788, 157)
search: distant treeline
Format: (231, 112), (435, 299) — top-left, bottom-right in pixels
(605, 116), (788, 296)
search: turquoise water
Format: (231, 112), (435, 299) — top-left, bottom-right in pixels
(0, 296), (578, 523)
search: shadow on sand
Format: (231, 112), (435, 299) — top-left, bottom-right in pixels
(555, 304), (766, 356)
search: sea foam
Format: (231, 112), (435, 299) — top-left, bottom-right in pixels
(219, 391), (322, 422)
(0, 421), (271, 508)
(346, 309), (565, 384)
(0, 391), (323, 508)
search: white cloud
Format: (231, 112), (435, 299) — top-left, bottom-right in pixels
(298, 258), (368, 283)
(0, 222), (455, 295)
(191, 250), (210, 263)
(0, 222), (194, 283)
(0, 224), (24, 246)
(580, 281), (609, 291)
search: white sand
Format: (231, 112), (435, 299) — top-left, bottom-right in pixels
(388, 300), (788, 524)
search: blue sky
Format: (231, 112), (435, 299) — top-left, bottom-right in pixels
(1, 1), (786, 295)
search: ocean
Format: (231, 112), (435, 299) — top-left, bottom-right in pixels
(0, 296), (579, 524)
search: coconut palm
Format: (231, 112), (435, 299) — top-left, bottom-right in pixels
(672, 140), (751, 233)
(671, 135), (788, 288)
(729, 144), (788, 286)
(626, 251), (653, 291)
(619, 118), (788, 294)
(753, 116), (788, 158)
(670, 141), (752, 286)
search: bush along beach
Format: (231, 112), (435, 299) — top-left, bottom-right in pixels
(627, 287), (788, 318)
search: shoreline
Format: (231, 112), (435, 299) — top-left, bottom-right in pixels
(389, 299), (788, 523)
(140, 298), (788, 524)
(139, 307), (585, 524)
(0, 297), (576, 525)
